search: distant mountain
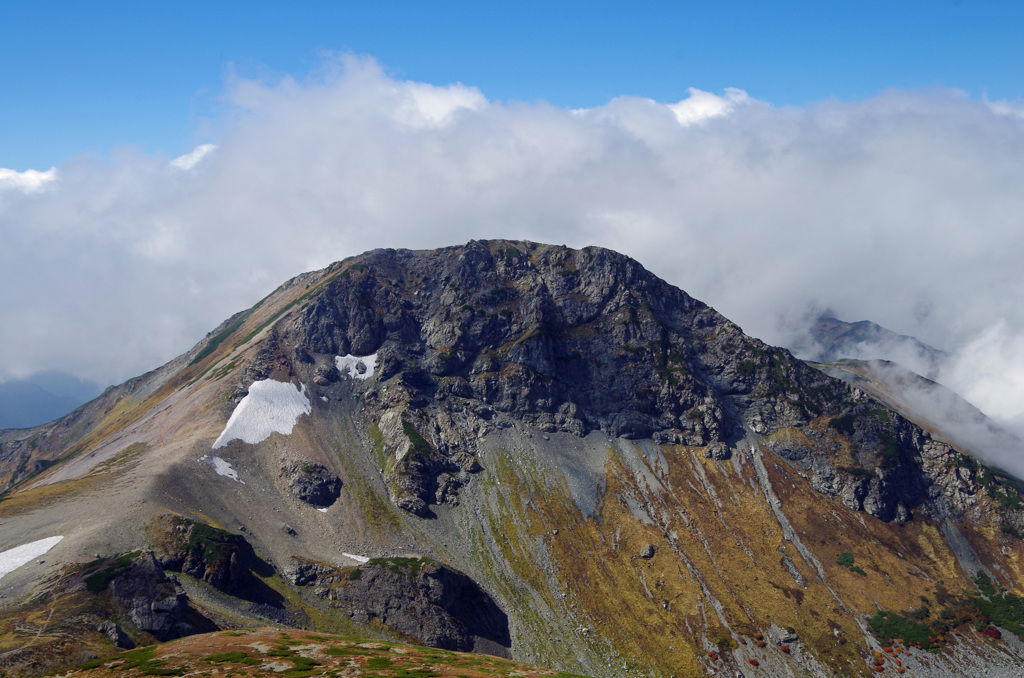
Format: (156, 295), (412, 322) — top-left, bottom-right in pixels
(3, 241), (1024, 677)
(0, 372), (101, 428)
(807, 315), (947, 379)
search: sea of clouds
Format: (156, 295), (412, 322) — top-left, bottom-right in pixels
(2, 54), (1024, 447)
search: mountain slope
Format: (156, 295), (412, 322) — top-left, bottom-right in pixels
(2, 240), (1024, 678)
(813, 358), (1024, 473)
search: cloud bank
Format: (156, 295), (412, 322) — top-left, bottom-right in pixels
(2, 55), (1024, 439)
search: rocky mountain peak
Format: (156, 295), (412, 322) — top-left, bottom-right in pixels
(4, 240), (1024, 677)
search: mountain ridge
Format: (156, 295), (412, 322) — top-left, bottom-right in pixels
(2, 240), (1024, 677)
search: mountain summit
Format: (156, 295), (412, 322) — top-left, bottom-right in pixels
(2, 240), (1024, 677)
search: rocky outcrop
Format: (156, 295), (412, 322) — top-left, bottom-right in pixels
(105, 551), (211, 642)
(281, 461), (341, 507)
(155, 517), (257, 594)
(287, 556), (510, 654)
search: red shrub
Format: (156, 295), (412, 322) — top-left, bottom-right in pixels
(748, 658), (760, 666)
(981, 627), (1002, 640)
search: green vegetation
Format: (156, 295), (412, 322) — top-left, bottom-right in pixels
(836, 551), (867, 577)
(367, 556), (434, 577)
(828, 414), (856, 436)
(401, 419), (432, 459)
(205, 651), (259, 665)
(83, 550), (142, 593)
(394, 670), (441, 678)
(869, 572), (1024, 650)
(107, 645), (189, 675)
(366, 656), (392, 669)
(190, 310), (255, 365)
(868, 611), (938, 650)
(172, 517), (237, 564)
(970, 572), (1024, 636)
(879, 433), (902, 468)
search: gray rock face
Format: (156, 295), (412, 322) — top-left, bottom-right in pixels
(274, 240), (1024, 531)
(282, 461), (342, 507)
(107, 552), (207, 642)
(285, 241), (855, 515)
(289, 557), (510, 655)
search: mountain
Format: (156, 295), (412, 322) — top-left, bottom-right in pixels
(805, 316), (947, 380)
(3, 240), (1024, 677)
(0, 371), (101, 429)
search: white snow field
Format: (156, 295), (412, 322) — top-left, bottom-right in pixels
(342, 552), (370, 563)
(212, 379), (311, 449)
(199, 455), (244, 483)
(335, 353), (378, 380)
(0, 536), (63, 580)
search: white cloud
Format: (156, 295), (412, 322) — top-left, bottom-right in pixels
(0, 167), (57, 193)
(668, 87), (751, 126)
(945, 323), (1024, 427)
(170, 144), (217, 170)
(395, 81), (487, 128)
(2, 55), (1024, 452)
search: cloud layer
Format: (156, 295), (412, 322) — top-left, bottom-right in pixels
(2, 55), (1024, 437)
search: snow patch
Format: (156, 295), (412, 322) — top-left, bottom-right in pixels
(317, 508), (329, 513)
(342, 552), (370, 563)
(0, 536), (63, 580)
(335, 354), (377, 380)
(213, 379), (311, 449)
(199, 455), (244, 484)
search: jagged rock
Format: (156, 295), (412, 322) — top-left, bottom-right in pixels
(703, 443), (731, 460)
(284, 558), (339, 587)
(639, 544), (657, 559)
(281, 461), (342, 507)
(314, 364), (340, 384)
(96, 620), (134, 649)
(107, 551), (207, 642)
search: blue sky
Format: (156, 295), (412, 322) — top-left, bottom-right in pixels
(2, 1), (1022, 170)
